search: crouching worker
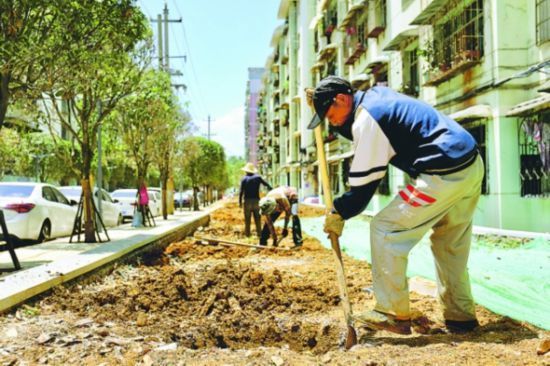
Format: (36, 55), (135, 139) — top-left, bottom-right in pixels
(258, 186), (303, 247)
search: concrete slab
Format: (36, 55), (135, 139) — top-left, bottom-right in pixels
(0, 206), (217, 313)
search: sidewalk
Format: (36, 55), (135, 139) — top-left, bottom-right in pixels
(0, 205), (219, 313)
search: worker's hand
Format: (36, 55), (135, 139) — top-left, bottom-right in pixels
(324, 212), (345, 237)
(282, 228), (288, 238)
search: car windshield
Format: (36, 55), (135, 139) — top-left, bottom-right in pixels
(59, 187), (81, 197)
(112, 191), (136, 198)
(0, 185), (34, 198)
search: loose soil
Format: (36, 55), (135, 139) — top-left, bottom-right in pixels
(0, 200), (548, 365)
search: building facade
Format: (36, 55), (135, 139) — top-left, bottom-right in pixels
(244, 67), (265, 165)
(256, 0), (549, 232)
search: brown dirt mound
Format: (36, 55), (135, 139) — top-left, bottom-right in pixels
(0, 199), (547, 365)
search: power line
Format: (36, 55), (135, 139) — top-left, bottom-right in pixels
(171, 0), (209, 120)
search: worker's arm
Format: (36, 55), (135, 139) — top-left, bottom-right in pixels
(239, 178), (245, 207)
(261, 177), (273, 191)
(264, 215), (278, 245)
(279, 198), (291, 236)
(334, 109), (395, 220)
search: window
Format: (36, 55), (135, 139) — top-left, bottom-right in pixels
(52, 187), (70, 205)
(403, 48), (419, 96)
(463, 120), (489, 195)
(42, 187), (57, 202)
(537, 0), (550, 44)
(519, 112), (550, 197)
(432, 0), (484, 71)
(329, 162), (340, 194)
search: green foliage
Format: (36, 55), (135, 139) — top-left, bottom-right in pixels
(21, 132), (78, 183)
(226, 156), (246, 189)
(0, 128), (25, 178)
(110, 69), (179, 189)
(177, 137), (228, 190)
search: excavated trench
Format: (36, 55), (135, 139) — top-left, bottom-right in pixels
(0, 201), (547, 365)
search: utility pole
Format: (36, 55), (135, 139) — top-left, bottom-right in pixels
(164, 3), (169, 69)
(157, 14), (163, 68)
(206, 115), (216, 140)
(150, 2), (182, 71)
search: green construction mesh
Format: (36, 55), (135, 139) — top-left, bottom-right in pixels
(297, 216), (550, 330)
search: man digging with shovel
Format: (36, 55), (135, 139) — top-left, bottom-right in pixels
(308, 76), (484, 335)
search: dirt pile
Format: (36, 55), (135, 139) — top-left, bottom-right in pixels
(0, 199), (548, 365)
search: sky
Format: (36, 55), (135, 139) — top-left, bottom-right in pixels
(137, 0), (281, 158)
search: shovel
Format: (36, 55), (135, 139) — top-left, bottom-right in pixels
(313, 123), (358, 349)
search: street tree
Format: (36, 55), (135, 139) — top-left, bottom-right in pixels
(178, 137), (226, 210)
(152, 107), (191, 219)
(0, 0), (63, 131)
(42, 1), (150, 242)
(110, 69), (175, 220)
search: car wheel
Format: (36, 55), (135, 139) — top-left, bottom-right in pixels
(37, 220), (51, 243)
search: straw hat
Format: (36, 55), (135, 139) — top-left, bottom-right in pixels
(241, 162), (257, 174)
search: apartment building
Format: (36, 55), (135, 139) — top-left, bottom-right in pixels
(256, 0), (549, 232)
(244, 68), (265, 165)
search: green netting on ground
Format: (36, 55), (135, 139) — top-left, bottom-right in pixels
(298, 216), (550, 330)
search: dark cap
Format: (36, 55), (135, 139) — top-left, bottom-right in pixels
(307, 76), (353, 129)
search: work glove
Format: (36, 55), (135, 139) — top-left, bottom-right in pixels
(282, 228), (289, 238)
(324, 212), (345, 237)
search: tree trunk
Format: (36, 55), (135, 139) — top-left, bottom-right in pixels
(193, 186), (199, 211)
(160, 173), (168, 220)
(0, 71), (11, 131)
(81, 177), (96, 243)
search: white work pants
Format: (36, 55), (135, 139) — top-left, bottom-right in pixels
(370, 156), (484, 321)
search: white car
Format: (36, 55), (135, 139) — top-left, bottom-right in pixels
(0, 182), (77, 242)
(110, 189), (137, 222)
(58, 186), (123, 227)
(147, 189), (162, 216)
(111, 188), (162, 221)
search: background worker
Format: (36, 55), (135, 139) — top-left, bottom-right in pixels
(239, 162), (272, 237)
(258, 186), (303, 247)
(308, 76), (483, 335)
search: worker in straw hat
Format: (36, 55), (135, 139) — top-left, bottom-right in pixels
(239, 162), (272, 237)
(259, 186), (302, 248)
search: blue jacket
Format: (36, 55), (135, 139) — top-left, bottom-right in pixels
(333, 87), (477, 219)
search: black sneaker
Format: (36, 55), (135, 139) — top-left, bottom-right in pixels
(445, 319), (479, 333)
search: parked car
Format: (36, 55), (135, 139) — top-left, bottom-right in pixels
(58, 186), (122, 227)
(0, 182), (77, 242)
(111, 188), (162, 221)
(110, 189), (137, 222)
(147, 189), (162, 216)
(174, 190), (193, 209)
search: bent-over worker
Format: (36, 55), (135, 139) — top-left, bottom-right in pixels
(258, 186), (303, 247)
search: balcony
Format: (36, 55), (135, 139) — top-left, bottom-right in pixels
(425, 49), (482, 86)
(318, 43), (337, 61)
(345, 43), (366, 65)
(367, 0), (386, 37)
